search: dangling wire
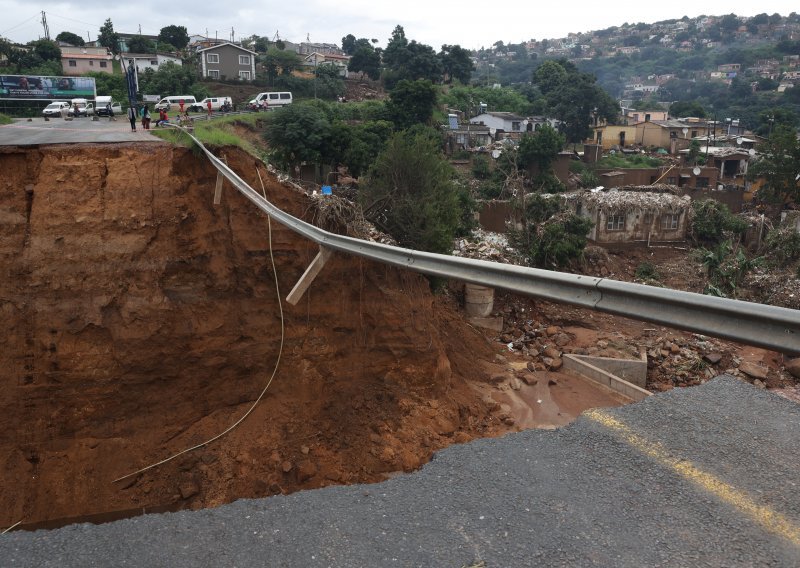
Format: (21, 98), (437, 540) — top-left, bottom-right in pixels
(113, 166), (285, 483)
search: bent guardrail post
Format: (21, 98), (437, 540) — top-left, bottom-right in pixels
(174, 126), (800, 356)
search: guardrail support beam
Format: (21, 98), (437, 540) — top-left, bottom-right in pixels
(286, 246), (333, 305)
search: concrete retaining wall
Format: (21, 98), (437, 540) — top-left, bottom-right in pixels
(563, 354), (651, 402)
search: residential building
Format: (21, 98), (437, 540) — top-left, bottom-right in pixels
(197, 42), (257, 81)
(124, 53), (182, 74)
(61, 46), (113, 76)
(592, 125), (638, 150)
(298, 42), (343, 56)
(301, 52), (351, 77)
(469, 112), (557, 139)
(635, 119), (709, 151)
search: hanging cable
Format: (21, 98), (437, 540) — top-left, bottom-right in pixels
(113, 165), (285, 483)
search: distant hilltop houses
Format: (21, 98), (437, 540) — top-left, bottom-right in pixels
(5, 32), (350, 80)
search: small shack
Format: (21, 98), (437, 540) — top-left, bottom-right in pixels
(567, 188), (691, 246)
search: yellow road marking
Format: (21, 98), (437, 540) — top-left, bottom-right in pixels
(585, 409), (800, 547)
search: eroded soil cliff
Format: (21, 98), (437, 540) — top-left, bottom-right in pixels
(0, 143), (626, 528)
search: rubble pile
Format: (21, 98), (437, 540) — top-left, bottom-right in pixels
(745, 268), (800, 310)
(483, 292), (795, 394)
(564, 189), (690, 215)
(453, 229), (520, 264)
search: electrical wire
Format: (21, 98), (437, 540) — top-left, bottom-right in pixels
(1, 520), (22, 534)
(1, 14), (41, 36)
(113, 166), (285, 483)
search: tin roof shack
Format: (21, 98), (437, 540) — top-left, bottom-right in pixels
(595, 165), (720, 190)
(444, 119), (491, 153)
(568, 189), (691, 246)
(684, 146), (752, 189)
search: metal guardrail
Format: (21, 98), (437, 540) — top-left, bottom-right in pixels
(174, 126), (800, 355)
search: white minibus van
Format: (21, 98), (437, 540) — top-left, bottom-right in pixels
(155, 95), (198, 111)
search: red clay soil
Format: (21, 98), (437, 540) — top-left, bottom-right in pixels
(0, 143), (623, 529)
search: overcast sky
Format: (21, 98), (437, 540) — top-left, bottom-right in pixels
(1, 1), (795, 50)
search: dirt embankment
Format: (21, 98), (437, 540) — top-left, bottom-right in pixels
(0, 143), (624, 529)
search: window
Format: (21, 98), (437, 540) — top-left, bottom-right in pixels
(99, 61), (107, 68)
(89, 61), (94, 66)
(512, 121), (521, 131)
(208, 70), (220, 79)
(238, 70), (251, 80)
(667, 176), (677, 185)
(269, 93), (279, 100)
(696, 176), (709, 188)
(661, 214), (679, 230)
(691, 130), (698, 138)
(150, 60), (157, 65)
(606, 214), (625, 231)
(68, 60), (77, 67)
(239, 55), (251, 65)
(279, 93), (291, 99)
(207, 53), (219, 63)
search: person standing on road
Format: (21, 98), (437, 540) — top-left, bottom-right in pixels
(142, 105), (151, 130)
(127, 105), (137, 132)
(206, 99), (212, 117)
(179, 99), (185, 114)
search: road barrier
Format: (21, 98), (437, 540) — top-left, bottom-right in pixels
(173, 126), (800, 356)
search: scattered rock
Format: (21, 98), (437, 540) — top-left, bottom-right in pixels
(597, 340), (609, 349)
(548, 378), (558, 386)
(281, 460), (294, 473)
(296, 460), (318, 482)
(526, 361), (537, 372)
(549, 358), (563, 371)
(509, 378), (522, 391)
(554, 333), (571, 347)
(546, 326), (560, 337)
(738, 361), (769, 380)
(520, 373), (538, 386)
(300, 445), (310, 455)
(785, 358), (800, 379)
(494, 354), (507, 364)
(703, 353), (723, 365)
(669, 343), (680, 354)
(543, 346), (561, 359)
(179, 481), (200, 500)
(753, 379), (766, 390)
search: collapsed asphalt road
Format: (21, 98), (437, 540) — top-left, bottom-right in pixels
(2, 376), (799, 567)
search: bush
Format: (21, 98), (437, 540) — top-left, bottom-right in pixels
(635, 261), (660, 281)
(508, 195), (594, 269)
(690, 199), (748, 245)
(472, 155), (491, 180)
(0, 113), (11, 125)
(764, 226), (800, 265)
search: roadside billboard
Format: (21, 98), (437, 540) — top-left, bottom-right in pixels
(0, 75), (97, 101)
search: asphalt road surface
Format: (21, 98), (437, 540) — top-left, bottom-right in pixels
(0, 116), (164, 146)
(2, 376), (799, 567)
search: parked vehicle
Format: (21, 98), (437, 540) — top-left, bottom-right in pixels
(247, 91), (292, 109)
(155, 95), (197, 111)
(42, 101), (70, 117)
(95, 96), (121, 117)
(189, 97), (233, 112)
(67, 98), (94, 117)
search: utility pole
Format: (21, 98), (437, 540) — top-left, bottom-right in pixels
(40, 11), (50, 40)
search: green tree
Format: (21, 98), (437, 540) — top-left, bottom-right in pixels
(158, 25), (189, 50)
(341, 34), (357, 55)
(55, 31), (84, 46)
(263, 103), (332, 172)
(532, 60), (569, 95)
(747, 126), (800, 203)
(669, 100), (706, 118)
(517, 124), (565, 173)
(263, 47), (301, 84)
(382, 25), (409, 71)
(97, 19), (120, 54)
(439, 44), (473, 84)
(360, 128), (469, 254)
(386, 79), (438, 129)
(128, 36), (154, 54)
(29, 39), (61, 62)
(137, 62), (207, 100)
(690, 199), (748, 244)
(348, 45), (381, 80)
